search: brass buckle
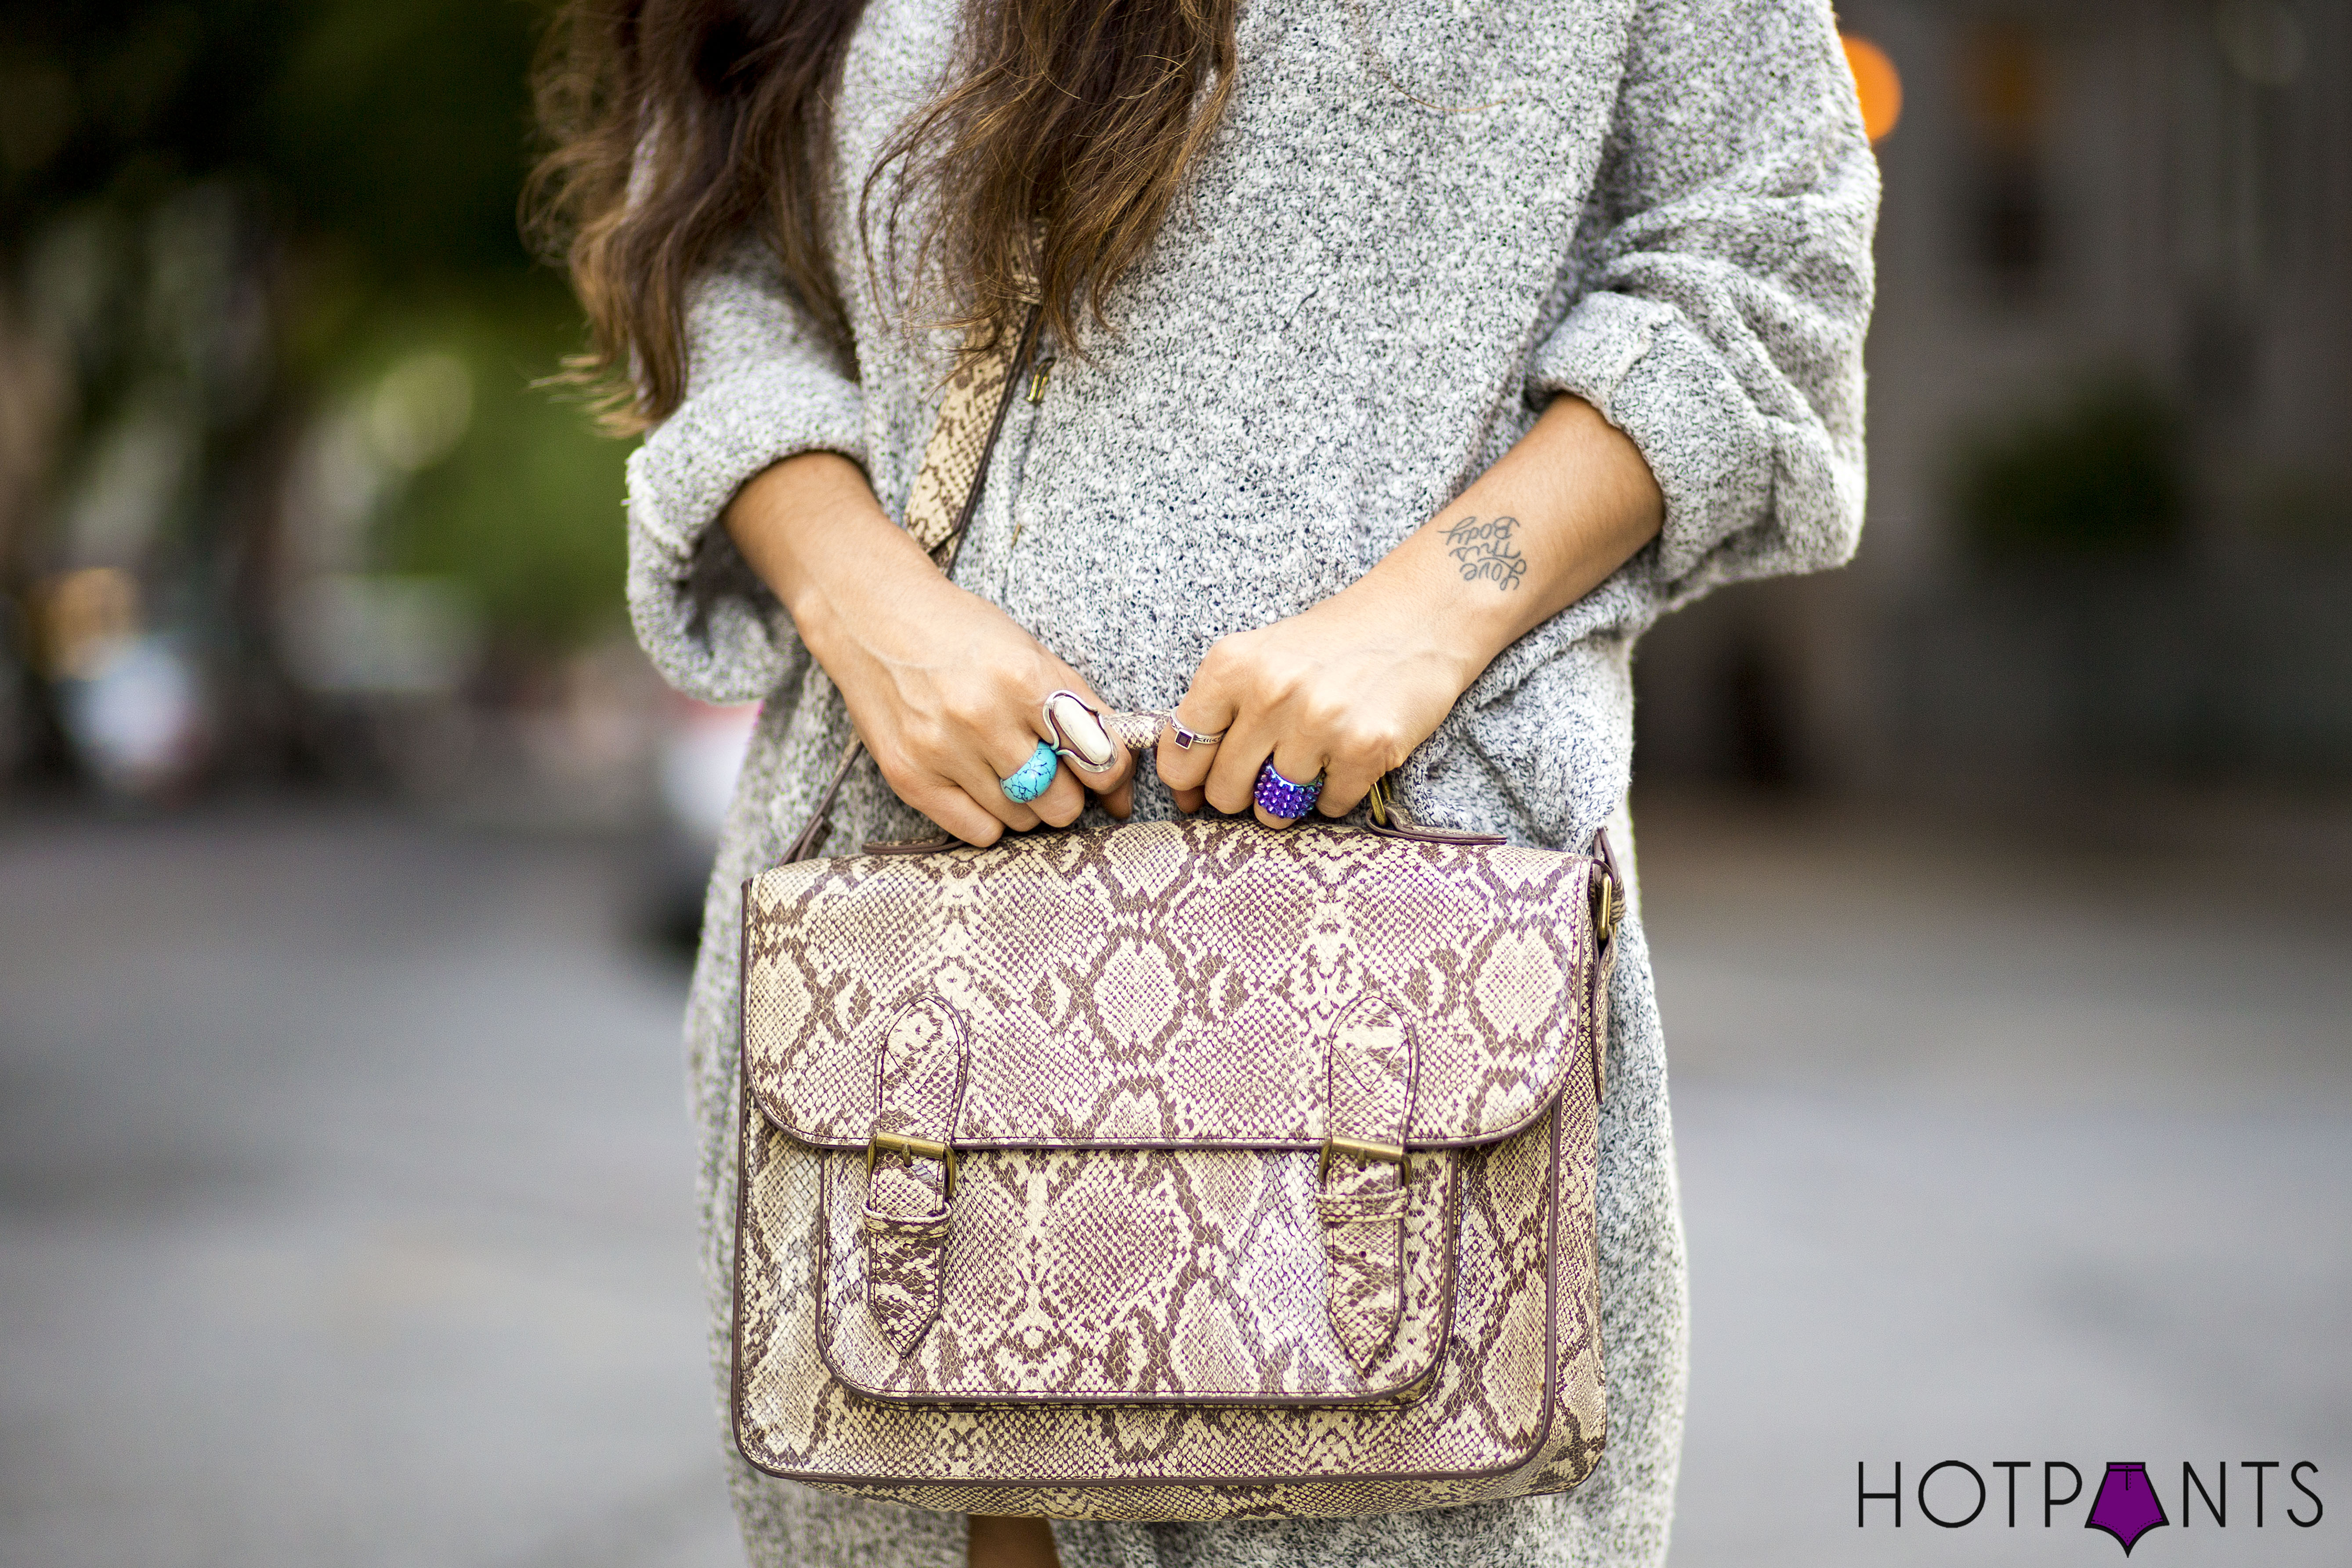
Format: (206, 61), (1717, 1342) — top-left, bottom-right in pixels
(865, 1130), (959, 1202)
(1319, 1135), (1411, 1182)
(1365, 776), (1392, 827)
(1591, 869), (1619, 945)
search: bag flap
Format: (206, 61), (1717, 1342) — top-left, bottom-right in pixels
(742, 818), (1599, 1150)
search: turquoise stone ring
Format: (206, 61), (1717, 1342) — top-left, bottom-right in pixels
(999, 740), (1060, 804)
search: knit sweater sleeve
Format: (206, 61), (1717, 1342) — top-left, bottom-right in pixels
(1526, 0), (1877, 609)
(624, 239), (866, 703)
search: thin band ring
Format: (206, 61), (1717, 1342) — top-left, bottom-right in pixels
(1170, 720), (1226, 750)
(1253, 760), (1325, 820)
(999, 741), (1060, 804)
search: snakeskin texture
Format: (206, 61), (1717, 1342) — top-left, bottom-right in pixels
(819, 1143), (1455, 1403)
(1320, 991), (1414, 1371)
(862, 997), (968, 1353)
(732, 817), (1613, 1519)
(1099, 708), (1172, 755)
(743, 820), (1596, 1149)
(900, 333), (1026, 558)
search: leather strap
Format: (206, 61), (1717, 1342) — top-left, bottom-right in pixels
(861, 995), (971, 1354)
(784, 304), (1045, 864)
(1318, 990), (1415, 1371)
(902, 311), (1044, 559)
(1587, 826), (1622, 1103)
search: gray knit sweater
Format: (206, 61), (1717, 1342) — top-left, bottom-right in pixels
(625, 0), (1874, 1563)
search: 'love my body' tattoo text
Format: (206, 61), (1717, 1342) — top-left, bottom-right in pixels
(1440, 515), (1527, 590)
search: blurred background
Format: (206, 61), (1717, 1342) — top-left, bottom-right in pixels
(1, 2), (2345, 1565)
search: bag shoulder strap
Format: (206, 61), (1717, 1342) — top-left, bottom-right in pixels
(783, 306), (1044, 863)
(903, 308), (1045, 561)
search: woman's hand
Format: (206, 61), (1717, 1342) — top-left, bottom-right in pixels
(1155, 579), (1475, 826)
(725, 452), (1133, 846)
(1158, 394), (1664, 826)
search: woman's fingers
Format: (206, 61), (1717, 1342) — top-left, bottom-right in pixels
(1172, 626), (1413, 828)
(1201, 710), (1276, 817)
(1099, 776), (1136, 820)
(1173, 641), (1281, 818)
(1028, 758), (1090, 828)
(1037, 679), (1139, 822)
(903, 772), (1017, 847)
(1315, 751), (1383, 819)
(1152, 716), (1228, 798)
(1165, 651), (1250, 813)
(803, 561), (1154, 845)
(1311, 712), (1398, 818)
(1154, 677), (1237, 800)
(919, 736), (1042, 846)
(905, 671), (1144, 844)
(928, 721), (1118, 843)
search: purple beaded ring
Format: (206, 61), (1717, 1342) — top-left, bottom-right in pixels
(1252, 760), (1324, 820)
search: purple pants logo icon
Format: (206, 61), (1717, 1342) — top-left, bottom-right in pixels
(2086, 1462), (2169, 1555)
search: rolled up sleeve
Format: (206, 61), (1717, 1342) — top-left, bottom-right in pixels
(1527, 0), (1877, 610)
(625, 239), (866, 703)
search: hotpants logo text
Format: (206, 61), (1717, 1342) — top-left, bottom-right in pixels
(1858, 1460), (2322, 1554)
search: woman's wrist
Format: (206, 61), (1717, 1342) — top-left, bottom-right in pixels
(1352, 394), (1664, 691)
(1317, 566), (1494, 703)
(1160, 395), (1661, 826)
(720, 447), (1136, 842)
(723, 450), (945, 670)
(786, 541), (955, 679)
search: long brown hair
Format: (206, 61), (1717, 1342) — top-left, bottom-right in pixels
(528, 0), (1239, 432)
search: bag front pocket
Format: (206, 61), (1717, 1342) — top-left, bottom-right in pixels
(816, 1142), (1462, 1404)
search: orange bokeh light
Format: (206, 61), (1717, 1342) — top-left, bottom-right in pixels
(1842, 34), (1903, 142)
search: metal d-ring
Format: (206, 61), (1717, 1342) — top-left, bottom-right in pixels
(1320, 1135), (1411, 1183)
(866, 1130), (959, 1203)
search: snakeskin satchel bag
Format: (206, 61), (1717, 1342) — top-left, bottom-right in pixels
(728, 310), (1623, 1520)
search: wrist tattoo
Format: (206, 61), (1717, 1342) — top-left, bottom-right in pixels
(1439, 515), (1527, 591)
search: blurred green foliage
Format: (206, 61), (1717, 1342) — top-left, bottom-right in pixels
(1955, 377), (2187, 561)
(376, 308), (628, 650)
(2, 0), (623, 652)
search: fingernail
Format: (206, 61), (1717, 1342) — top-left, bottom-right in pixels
(1046, 691), (1115, 769)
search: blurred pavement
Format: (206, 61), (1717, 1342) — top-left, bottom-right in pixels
(0, 808), (738, 1568)
(1642, 794), (2352, 1567)
(2, 797), (2346, 1566)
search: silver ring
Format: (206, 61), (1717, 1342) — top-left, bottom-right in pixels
(1170, 720), (1225, 750)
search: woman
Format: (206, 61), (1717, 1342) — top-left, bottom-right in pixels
(534, 0), (1874, 1563)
